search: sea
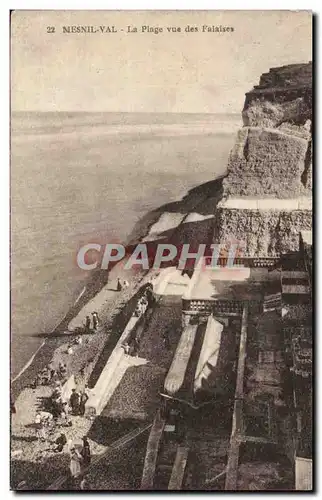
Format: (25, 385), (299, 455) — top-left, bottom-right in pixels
(10, 111), (240, 378)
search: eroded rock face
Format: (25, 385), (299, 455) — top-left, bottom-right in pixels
(216, 208), (312, 257)
(215, 63), (312, 257)
(223, 127), (310, 198)
(242, 63), (312, 129)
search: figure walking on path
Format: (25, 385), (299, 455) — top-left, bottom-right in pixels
(58, 362), (67, 381)
(92, 312), (99, 331)
(79, 389), (89, 416)
(69, 446), (83, 480)
(145, 286), (155, 307)
(69, 388), (80, 415)
(35, 412), (53, 442)
(81, 436), (91, 469)
(80, 475), (89, 490)
(53, 433), (67, 452)
(85, 315), (91, 333)
(161, 329), (170, 350)
(131, 337), (140, 357)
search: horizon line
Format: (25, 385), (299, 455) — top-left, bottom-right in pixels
(12, 109), (241, 115)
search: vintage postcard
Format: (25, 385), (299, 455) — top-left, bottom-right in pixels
(10, 10), (313, 491)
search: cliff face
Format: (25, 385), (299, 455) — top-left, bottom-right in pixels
(215, 63), (312, 257)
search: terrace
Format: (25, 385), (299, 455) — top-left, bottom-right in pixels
(182, 261), (281, 319)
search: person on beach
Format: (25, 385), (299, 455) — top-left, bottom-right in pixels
(145, 286), (155, 307)
(80, 475), (89, 490)
(35, 412), (53, 441)
(51, 396), (64, 420)
(81, 436), (91, 468)
(85, 315), (91, 333)
(53, 432), (67, 452)
(69, 388), (80, 415)
(92, 312), (99, 331)
(69, 446), (83, 480)
(134, 303), (141, 317)
(58, 362), (67, 381)
(50, 368), (58, 383)
(35, 412), (44, 441)
(60, 402), (71, 425)
(52, 380), (62, 398)
(122, 343), (130, 354)
(40, 366), (52, 385)
(140, 296), (148, 313)
(161, 329), (170, 350)
(116, 278), (122, 292)
(35, 367), (47, 386)
(79, 389), (89, 416)
(131, 337), (140, 357)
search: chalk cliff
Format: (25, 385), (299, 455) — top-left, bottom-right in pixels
(215, 62), (312, 257)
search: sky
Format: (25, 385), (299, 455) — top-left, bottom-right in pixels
(11, 10), (312, 113)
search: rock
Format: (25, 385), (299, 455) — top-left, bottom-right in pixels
(223, 127), (310, 198)
(216, 208), (311, 257)
(243, 63), (312, 129)
(214, 62), (312, 257)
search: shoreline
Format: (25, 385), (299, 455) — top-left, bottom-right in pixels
(10, 193), (169, 395)
(11, 173), (225, 398)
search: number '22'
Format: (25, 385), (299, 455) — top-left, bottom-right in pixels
(47, 26), (55, 33)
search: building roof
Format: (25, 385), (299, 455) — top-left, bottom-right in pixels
(164, 316), (231, 406)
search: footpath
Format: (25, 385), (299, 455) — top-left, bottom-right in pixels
(11, 259), (158, 490)
(11, 261), (186, 490)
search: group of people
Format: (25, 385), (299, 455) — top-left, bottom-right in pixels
(84, 311), (100, 334)
(33, 380), (90, 445)
(64, 312), (100, 356)
(121, 337), (140, 357)
(46, 433), (92, 488)
(134, 294), (149, 317)
(121, 284), (156, 356)
(34, 410), (56, 441)
(68, 436), (91, 489)
(116, 278), (129, 292)
(134, 284), (155, 318)
(69, 387), (89, 416)
(34, 361), (68, 388)
(48, 381), (71, 422)
(30, 376), (93, 489)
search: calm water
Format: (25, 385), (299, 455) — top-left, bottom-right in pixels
(11, 112), (240, 377)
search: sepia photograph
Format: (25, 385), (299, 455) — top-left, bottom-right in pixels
(10, 10), (313, 491)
